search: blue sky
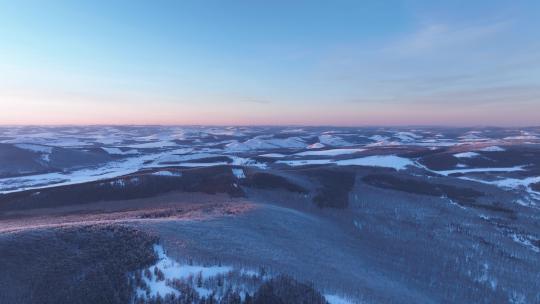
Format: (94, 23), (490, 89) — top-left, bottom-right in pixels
(0, 0), (539, 125)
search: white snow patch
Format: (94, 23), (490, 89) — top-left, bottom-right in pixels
(232, 168), (246, 179)
(15, 143), (53, 153)
(458, 175), (540, 200)
(101, 147), (138, 155)
(154, 245), (232, 280)
(259, 153), (287, 158)
(336, 155), (414, 170)
(488, 176), (540, 189)
(177, 162), (229, 167)
(277, 159), (334, 166)
(279, 155), (414, 170)
(459, 133), (486, 141)
(226, 137), (305, 151)
(239, 269), (258, 277)
(479, 146), (505, 152)
(138, 245), (233, 299)
(295, 148), (365, 157)
(0, 149), (188, 193)
(475, 263), (498, 291)
(510, 234), (540, 253)
(307, 142), (325, 149)
(126, 140), (178, 149)
(436, 166), (525, 176)
(325, 294), (355, 304)
(153, 152), (218, 164)
(230, 156), (268, 169)
(505, 135), (538, 140)
(394, 131), (422, 142)
(369, 135), (388, 142)
(454, 152), (480, 158)
(318, 134), (352, 146)
(152, 170), (182, 177)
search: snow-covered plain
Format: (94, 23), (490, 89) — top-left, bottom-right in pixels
(278, 155), (415, 170)
(1, 126), (539, 303)
(0, 126), (538, 196)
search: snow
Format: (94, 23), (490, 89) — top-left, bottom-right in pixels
(505, 135), (538, 140)
(369, 135), (388, 142)
(488, 176), (540, 189)
(138, 245), (360, 303)
(232, 168), (246, 179)
(307, 142), (325, 149)
(93, 137), (124, 145)
(153, 152), (218, 164)
(277, 159), (334, 166)
(226, 136), (305, 151)
(462, 175), (540, 198)
(510, 234), (540, 253)
(2, 126), (536, 197)
(153, 245), (232, 280)
(15, 143), (53, 153)
(259, 153), (287, 158)
(109, 177), (140, 188)
(0, 151), (165, 193)
(101, 147), (138, 155)
(454, 152), (480, 158)
(126, 140), (178, 149)
(240, 269), (258, 277)
(137, 245), (233, 300)
(229, 156), (268, 169)
(203, 127), (245, 136)
(479, 146), (505, 152)
(0, 148), (269, 193)
(325, 294), (355, 304)
(447, 170), (540, 198)
(152, 170), (182, 177)
(459, 133), (486, 141)
(140, 277), (179, 299)
(436, 166), (525, 176)
(366, 140), (401, 147)
(295, 148), (365, 157)
(336, 155), (414, 170)
(394, 131), (422, 142)
(177, 162), (229, 167)
(318, 134), (352, 146)
(279, 155), (414, 170)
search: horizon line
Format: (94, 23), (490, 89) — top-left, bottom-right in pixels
(0, 123), (538, 129)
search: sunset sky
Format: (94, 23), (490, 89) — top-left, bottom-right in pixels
(1, 0), (539, 126)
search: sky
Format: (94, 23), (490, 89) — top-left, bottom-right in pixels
(0, 0), (539, 126)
